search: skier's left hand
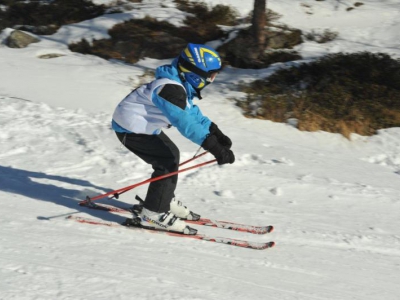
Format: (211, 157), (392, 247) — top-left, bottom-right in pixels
(210, 123), (232, 149)
(201, 134), (235, 165)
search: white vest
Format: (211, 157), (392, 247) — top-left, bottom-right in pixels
(113, 78), (185, 134)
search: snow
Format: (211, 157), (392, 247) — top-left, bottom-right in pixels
(1, 0), (400, 299)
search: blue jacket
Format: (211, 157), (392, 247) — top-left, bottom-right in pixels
(112, 59), (211, 146)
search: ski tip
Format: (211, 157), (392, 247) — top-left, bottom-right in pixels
(250, 241), (275, 250)
(253, 225), (274, 235)
(257, 225), (274, 235)
(256, 241), (275, 250)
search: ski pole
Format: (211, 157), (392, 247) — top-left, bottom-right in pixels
(79, 158), (216, 206)
(110, 150), (208, 199)
(105, 151), (209, 200)
(179, 150), (208, 167)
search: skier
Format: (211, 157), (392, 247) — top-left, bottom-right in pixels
(111, 43), (235, 234)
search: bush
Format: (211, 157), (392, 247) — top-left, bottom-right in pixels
(174, 0), (239, 26)
(70, 16), (189, 63)
(69, 1), (235, 63)
(239, 52), (400, 138)
(0, 0), (106, 34)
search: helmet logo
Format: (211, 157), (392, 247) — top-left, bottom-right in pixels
(194, 47), (202, 64)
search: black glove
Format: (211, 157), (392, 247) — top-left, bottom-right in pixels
(209, 123), (232, 149)
(202, 134), (235, 165)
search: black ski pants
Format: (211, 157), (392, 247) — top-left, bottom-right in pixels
(116, 131), (179, 213)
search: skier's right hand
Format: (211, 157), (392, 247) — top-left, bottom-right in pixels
(202, 134), (235, 165)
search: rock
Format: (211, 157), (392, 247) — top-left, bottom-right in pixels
(38, 54), (65, 59)
(6, 30), (40, 48)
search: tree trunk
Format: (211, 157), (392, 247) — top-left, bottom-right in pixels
(252, 0), (267, 49)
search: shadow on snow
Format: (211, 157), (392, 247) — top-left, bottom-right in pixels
(0, 165), (137, 223)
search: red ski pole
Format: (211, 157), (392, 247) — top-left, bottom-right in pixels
(179, 150), (208, 167)
(102, 151), (209, 200)
(79, 157), (215, 206)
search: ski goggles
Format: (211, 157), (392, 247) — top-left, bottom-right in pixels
(178, 56), (222, 84)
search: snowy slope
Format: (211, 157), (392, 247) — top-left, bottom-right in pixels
(1, 1), (400, 299)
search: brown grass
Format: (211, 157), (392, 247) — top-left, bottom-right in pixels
(68, 1), (237, 63)
(238, 52), (400, 139)
(0, 0), (106, 34)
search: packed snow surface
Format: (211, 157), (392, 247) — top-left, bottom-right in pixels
(1, 0), (400, 299)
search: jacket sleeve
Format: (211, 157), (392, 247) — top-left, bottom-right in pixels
(189, 104), (212, 128)
(152, 84), (211, 145)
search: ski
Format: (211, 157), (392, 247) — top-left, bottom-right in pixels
(67, 215), (275, 250)
(80, 202), (273, 235)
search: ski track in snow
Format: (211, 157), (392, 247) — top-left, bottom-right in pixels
(1, 96), (400, 300)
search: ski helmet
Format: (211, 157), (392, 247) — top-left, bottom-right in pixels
(178, 43), (222, 92)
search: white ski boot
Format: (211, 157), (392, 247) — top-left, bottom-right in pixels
(170, 198), (200, 221)
(139, 208), (197, 235)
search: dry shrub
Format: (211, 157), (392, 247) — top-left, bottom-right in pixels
(70, 16), (192, 63)
(239, 52), (400, 138)
(174, 0), (239, 26)
(69, 1), (235, 63)
(0, 0), (105, 34)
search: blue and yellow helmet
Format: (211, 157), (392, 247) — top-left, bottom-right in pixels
(178, 43), (222, 91)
